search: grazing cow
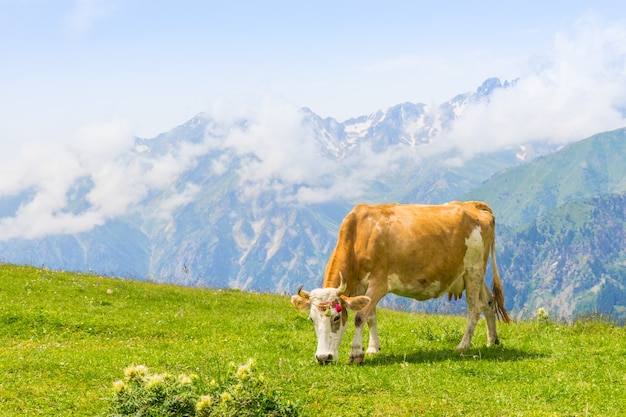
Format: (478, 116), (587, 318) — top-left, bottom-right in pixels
(291, 201), (511, 364)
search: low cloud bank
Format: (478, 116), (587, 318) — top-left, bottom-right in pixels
(0, 119), (207, 240)
(435, 17), (626, 158)
(1, 18), (625, 240)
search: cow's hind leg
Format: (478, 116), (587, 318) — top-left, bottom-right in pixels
(456, 273), (482, 351)
(481, 282), (499, 347)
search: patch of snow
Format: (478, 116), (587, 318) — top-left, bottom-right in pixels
(452, 100), (466, 118)
(589, 277), (606, 294)
(401, 114), (430, 146)
(344, 118), (374, 138)
(265, 218), (286, 262)
(232, 218), (266, 264)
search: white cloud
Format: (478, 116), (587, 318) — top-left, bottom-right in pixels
(209, 96), (413, 205)
(224, 104), (305, 181)
(149, 183), (201, 221)
(2, 16), (626, 240)
(70, 118), (134, 162)
(216, 18), (626, 204)
(212, 96), (339, 201)
(434, 16), (626, 159)
(0, 117), (212, 240)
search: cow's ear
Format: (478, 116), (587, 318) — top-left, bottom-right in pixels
(291, 295), (311, 312)
(341, 295), (370, 312)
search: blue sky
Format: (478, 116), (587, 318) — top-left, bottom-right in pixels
(2, 1), (626, 239)
(2, 0), (626, 144)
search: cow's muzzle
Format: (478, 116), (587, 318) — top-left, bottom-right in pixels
(315, 353), (335, 365)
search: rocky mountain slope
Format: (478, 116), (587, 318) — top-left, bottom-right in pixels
(2, 78), (624, 321)
(465, 129), (626, 321)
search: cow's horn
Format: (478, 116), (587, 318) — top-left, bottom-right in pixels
(337, 272), (347, 295)
(297, 285), (310, 299)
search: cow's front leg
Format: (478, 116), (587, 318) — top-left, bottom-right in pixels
(350, 311), (366, 364)
(350, 285), (384, 364)
(366, 309), (380, 355)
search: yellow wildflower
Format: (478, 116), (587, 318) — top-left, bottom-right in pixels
(178, 373), (193, 385)
(236, 364), (251, 381)
(236, 358), (255, 381)
(196, 395), (214, 412)
(146, 373), (165, 388)
(124, 365), (149, 380)
(112, 380), (126, 393)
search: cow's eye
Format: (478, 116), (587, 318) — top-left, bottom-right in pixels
(308, 316), (313, 323)
(333, 315), (340, 322)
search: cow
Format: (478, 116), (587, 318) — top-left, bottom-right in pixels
(291, 201), (511, 364)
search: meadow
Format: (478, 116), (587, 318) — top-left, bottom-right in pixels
(1, 263), (625, 416)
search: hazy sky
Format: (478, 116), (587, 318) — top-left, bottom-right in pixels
(2, 0), (626, 144)
(2, 1), (626, 239)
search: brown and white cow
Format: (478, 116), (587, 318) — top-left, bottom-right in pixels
(291, 201), (511, 364)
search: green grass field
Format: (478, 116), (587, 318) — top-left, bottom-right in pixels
(1, 263), (625, 416)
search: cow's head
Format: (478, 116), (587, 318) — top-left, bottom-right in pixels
(291, 274), (370, 364)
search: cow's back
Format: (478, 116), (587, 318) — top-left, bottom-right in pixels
(323, 202), (496, 301)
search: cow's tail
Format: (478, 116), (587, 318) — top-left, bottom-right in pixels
(491, 235), (512, 323)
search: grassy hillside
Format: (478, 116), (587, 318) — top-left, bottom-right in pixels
(1, 264), (625, 416)
(464, 128), (626, 227)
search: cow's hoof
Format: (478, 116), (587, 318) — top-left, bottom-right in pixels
(366, 347), (379, 356)
(455, 344), (469, 352)
(350, 354), (364, 364)
(486, 337), (500, 348)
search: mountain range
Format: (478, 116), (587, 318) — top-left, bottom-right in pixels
(1, 78), (624, 321)
(465, 129), (626, 320)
